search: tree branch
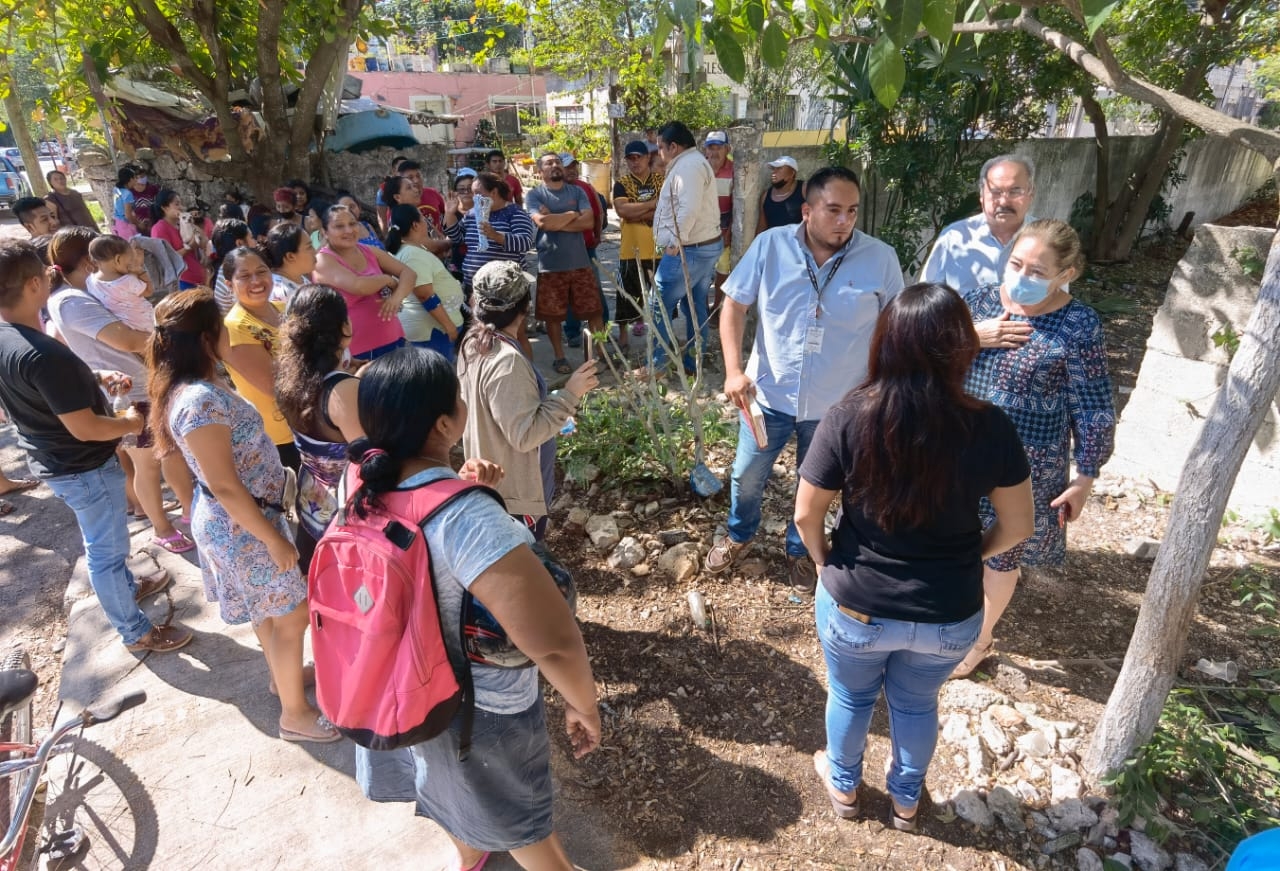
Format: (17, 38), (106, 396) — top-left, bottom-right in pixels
(288, 0), (364, 158)
(123, 0), (215, 96)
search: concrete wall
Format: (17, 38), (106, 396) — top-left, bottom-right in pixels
(1107, 225), (1280, 510)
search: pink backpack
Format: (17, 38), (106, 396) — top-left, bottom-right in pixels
(308, 466), (500, 753)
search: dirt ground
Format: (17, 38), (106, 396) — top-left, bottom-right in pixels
(2, 197), (1278, 869)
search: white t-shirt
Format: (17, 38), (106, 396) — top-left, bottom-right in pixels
(394, 245), (465, 343)
(85, 273), (154, 333)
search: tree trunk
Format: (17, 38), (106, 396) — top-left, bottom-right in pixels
(1, 54), (46, 197)
(1078, 90), (1110, 255)
(1102, 115), (1185, 261)
(730, 124), (762, 268)
(1083, 180), (1280, 779)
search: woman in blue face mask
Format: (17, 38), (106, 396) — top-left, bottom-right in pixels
(952, 218), (1116, 679)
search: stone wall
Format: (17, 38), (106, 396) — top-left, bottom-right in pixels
(1106, 225), (1280, 510)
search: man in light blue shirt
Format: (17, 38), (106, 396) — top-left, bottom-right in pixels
(705, 166), (905, 593)
(919, 154), (1038, 348)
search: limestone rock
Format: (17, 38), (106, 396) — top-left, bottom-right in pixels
(1017, 729), (1054, 758)
(657, 528), (690, 546)
(1015, 780), (1040, 803)
(1076, 848), (1105, 871)
(1042, 832), (1083, 854)
(738, 557), (768, 579)
(1124, 537), (1161, 559)
(1047, 798), (1098, 832)
(941, 712), (970, 745)
(657, 542), (701, 582)
(643, 500), (661, 517)
(987, 785), (1025, 832)
(965, 734), (988, 779)
(1051, 764), (1084, 802)
(980, 710), (1012, 756)
(1129, 831), (1172, 871)
(607, 537), (646, 570)
(940, 681), (1009, 713)
(566, 507), (590, 528)
(989, 704), (1026, 729)
(953, 789), (995, 828)
(1173, 853), (1210, 871)
(585, 515), (620, 550)
(630, 563), (651, 577)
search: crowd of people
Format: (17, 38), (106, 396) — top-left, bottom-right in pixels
(0, 134), (1120, 868)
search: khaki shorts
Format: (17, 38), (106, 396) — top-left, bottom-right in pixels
(535, 267), (601, 320)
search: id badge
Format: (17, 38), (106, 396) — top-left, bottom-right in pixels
(805, 325), (825, 354)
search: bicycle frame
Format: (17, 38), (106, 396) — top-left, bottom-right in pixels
(0, 691), (145, 870)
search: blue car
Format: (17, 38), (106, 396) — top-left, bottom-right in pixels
(0, 156), (32, 212)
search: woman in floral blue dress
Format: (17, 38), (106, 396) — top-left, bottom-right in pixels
(147, 288), (340, 743)
(954, 219), (1115, 678)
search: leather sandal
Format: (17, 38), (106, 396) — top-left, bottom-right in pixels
(704, 537), (747, 575)
(950, 639), (996, 680)
(892, 802), (919, 832)
(813, 750), (859, 819)
(126, 624), (193, 653)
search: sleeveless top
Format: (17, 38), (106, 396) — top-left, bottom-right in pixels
(293, 370), (356, 540)
(319, 244), (405, 355)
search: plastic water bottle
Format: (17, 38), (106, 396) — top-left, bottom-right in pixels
(113, 390), (137, 448)
(687, 591), (709, 629)
(559, 416), (576, 437)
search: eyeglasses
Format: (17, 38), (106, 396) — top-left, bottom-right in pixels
(986, 187), (1029, 200)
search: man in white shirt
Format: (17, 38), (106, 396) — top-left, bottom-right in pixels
(705, 167), (905, 593)
(648, 120), (723, 375)
(919, 154), (1038, 348)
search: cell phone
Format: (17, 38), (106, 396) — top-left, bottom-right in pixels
(584, 333), (595, 362)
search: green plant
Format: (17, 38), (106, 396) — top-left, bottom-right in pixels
(1230, 565), (1278, 620)
(1105, 685), (1280, 860)
(1232, 246), (1266, 281)
(519, 115), (612, 160)
(1212, 323), (1241, 360)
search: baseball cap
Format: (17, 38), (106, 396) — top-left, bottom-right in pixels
(624, 140), (649, 157)
(559, 152), (577, 167)
(456, 167), (478, 179)
(704, 130), (728, 146)
(768, 156), (798, 171)
(472, 261), (534, 312)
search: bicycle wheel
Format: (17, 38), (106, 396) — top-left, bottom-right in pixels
(0, 647), (34, 841)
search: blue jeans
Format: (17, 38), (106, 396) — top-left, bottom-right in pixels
(726, 404), (817, 557)
(353, 337), (406, 361)
(411, 331), (456, 364)
(564, 248), (608, 343)
(815, 584), (982, 808)
(648, 242), (722, 370)
(43, 456), (153, 645)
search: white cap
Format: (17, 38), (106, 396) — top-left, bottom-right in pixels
(704, 130), (728, 146)
(767, 156), (798, 171)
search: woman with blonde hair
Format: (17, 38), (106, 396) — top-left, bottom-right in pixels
(148, 288), (339, 743)
(951, 219), (1116, 679)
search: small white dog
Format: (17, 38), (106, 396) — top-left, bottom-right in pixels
(178, 211), (210, 264)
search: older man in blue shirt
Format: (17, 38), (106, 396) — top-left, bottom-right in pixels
(705, 166), (905, 593)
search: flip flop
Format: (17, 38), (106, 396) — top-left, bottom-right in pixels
(151, 530), (196, 554)
(813, 750), (860, 819)
(463, 852), (491, 871)
(279, 715), (343, 744)
(0, 478), (38, 496)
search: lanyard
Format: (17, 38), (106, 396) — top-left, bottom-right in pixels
(804, 248), (848, 320)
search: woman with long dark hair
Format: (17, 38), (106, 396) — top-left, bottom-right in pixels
(384, 204), (464, 361)
(210, 218), (251, 314)
(348, 347), (599, 870)
(264, 222), (317, 305)
(457, 261), (597, 540)
(311, 203), (416, 361)
(147, 288), (338, 742)
(275, 284), (364, 568)
(794, 283), (1033, 830)
(149, 189), (211, 289)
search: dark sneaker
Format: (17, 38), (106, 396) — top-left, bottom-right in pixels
(788, 556), (817, 594)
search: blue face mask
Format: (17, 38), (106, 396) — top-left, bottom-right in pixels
(1004, 267), (1058, 306)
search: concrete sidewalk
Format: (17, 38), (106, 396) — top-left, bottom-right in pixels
(51, 530), (623, 870)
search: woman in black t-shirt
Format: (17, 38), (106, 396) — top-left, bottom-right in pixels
(794, 282), (1033, 831)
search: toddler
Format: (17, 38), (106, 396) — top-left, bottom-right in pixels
(85, 234), (155, 333)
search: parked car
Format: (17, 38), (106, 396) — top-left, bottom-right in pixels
(1, 147), (22, 171)
(0, 156), (32, 212)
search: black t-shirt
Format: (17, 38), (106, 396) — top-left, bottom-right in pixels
(761, 183), (805, 230)
(0, 322), (118, 477)
(800, 400), (1030, 623)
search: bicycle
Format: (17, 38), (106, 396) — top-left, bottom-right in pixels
(0, 648), (145, 871)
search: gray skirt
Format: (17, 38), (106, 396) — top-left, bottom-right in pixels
(410, 697), (554, 852)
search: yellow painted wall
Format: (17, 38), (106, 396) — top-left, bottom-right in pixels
(761, 125), (846, 148)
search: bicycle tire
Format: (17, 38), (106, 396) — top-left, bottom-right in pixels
(0, 647), (34, 864)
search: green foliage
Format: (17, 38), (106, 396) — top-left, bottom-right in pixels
(1105, 684), (1280, 860)
(1212, 322), (1241, 360)
(379, 0), (522, 60)
(1232, 246), (1267, 281)
(1230, 565), (1277, 619)
(560, 388), (734, 487)
(519, 116), (611, 160)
